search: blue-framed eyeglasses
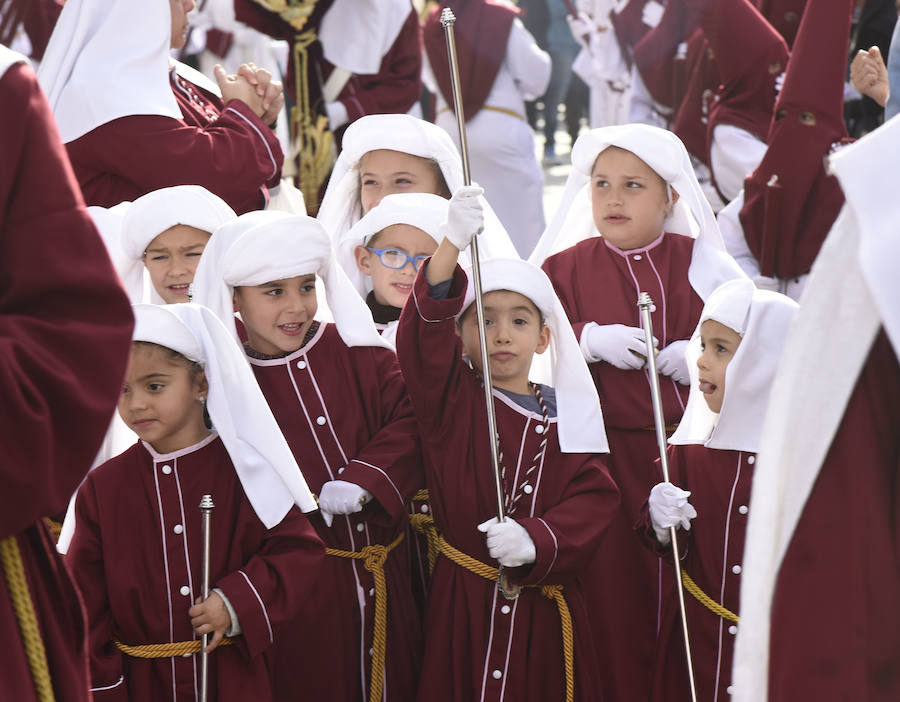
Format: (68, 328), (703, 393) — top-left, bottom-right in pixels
(366, 247), (429, 271)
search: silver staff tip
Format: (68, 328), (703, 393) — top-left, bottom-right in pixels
(199, 494), (215, 510)
(440, 7), (456, 26)
(637, 291), (654, 308)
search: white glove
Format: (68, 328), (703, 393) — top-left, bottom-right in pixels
(477, 517), (536, 567)
(656, 340), (690, 385)
(566, 12), (593, 45)
(648, 482), (697, 545)
(581, 322), (658, 370)
(318, 480), (373, 528)
(642, 0), (665, 28)
(440, 184), (485, 251)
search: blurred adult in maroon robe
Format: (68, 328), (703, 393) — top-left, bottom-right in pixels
(0, 44), (134, 702)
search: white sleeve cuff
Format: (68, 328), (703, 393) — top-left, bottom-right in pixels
(213, 587), (242, 637)
(326, 100), (349, 130)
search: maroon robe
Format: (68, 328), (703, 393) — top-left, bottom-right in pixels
(542, 232), (703, 702)
(66, 435), (325, 701)
(642, 445), (755, 702)
(65, 69), (283, 215)
(768, 330), (900, 700)
(248, 323), (423, 702)
(396, 266), (620, 702)
(0, 57), (133, 702)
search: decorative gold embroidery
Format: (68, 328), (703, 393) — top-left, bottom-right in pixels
(249, 0), (317, 32)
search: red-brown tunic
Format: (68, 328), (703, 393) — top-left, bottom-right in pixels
(248, 322), (423, 702)
(768, 330), (900, 701)
(65, 70), (283, 215)
(643, 445), (756, 702)
(396, 265), (620, 702)
(543, 232), (703, 702)
(0, 56), (134, 702)
(66, 435), (325, 701)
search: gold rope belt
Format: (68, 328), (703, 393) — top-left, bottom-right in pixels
(640, 424), (680, 432)
(0, 535), (56, 702)
(325, 531), (404, 702)
(438, 105), (526, 121)
(681, 570), (739, 623)
(410, 515), (574, 702)
(114, 637), (234, 659)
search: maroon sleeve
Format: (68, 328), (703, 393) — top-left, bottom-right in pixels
(0, 61), (134, 539)
(66, 100), (283, 215)
(395, 262), (470, 437)
(512, 455), (620, 587)
(66, 477), (129, 700)
(339, 348), (424, 526)
(336, 9), (423, 122)
(216, 508), (325, 658)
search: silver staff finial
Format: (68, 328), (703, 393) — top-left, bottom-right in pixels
(440, 7), (456, 26)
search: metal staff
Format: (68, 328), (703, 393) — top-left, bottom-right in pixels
(637, 293), (698, 702)
(199, 494), (215, 702)
(440, 8), (518, 601)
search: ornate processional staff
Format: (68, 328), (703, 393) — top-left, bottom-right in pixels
(439, 8), (519, 601)
(199, 494), (215, 702)
(637, 293), (699, 702)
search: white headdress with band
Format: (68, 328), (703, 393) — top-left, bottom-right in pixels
(669, 278), (798, 452)
(460, 258), (609, 454)
(133, 303), (318, 527)
(336, 192), (448, 298)
(94, 186), (236, 304)
(528, 124), (746, 300)
(193, 213), (388, 349)
(38, 0), (180, 144)
(317, 113), (519, 261)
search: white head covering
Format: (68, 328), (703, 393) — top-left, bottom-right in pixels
(317, 113), (519, 260)
(37, 0), (181, 144)
(459, 258), (609, 454)
(320, 0), (411, 75)
(528, 124), (746, 300)
(96, 186), (236, 304)
(669, 278), (798, 452)
(194, 213), (388, 349)
(336, 192), (447, 298)
(133, 303), (318, 526)
(732, 113), (900, 702)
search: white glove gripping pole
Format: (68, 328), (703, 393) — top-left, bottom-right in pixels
(637, 293), (699, 702)
(440, 8), (519, 601)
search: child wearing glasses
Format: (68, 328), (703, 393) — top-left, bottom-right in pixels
(336, 192), (447, 346)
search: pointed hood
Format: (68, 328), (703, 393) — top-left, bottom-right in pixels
(703, 0), (789, 143)
(738, 0), (852, 279)
(756, 0), (807, 48)
(672, 29), (719, 165)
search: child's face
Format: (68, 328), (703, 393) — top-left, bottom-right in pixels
(118, 344), (208, 454)
(359, 150), (444, 212)
(233, 275), (318, 355)
(458, 291), (551, 394)
(590, 147), (676, 251)
(169, 0), (195, 50)
(143, 224), (211, 303)
(354, 224), (438, 308)
(697, 319), (742, 413)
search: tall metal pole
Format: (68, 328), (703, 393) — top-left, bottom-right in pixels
(440, 8), (518, 600)
(199, 494), (215, 702)
(637, 293), (699, 702)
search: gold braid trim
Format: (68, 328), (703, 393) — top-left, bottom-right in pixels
(0, 535), (56, 702)
(681, 570), (740, 623)
(114, 637), (234, 659)
(411, 489), (430, 503)
(325, 532), (404, 702)
(247, 0), (317, 31)
(410, 515), (575, 702)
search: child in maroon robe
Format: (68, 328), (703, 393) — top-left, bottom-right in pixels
(644, 278), (797, 701)
(190, 212), (424, 702)
(66, 303), (323, 702)
(396, 187), (620, 702)
(532, 123), (745, 702)
(38, 0), (285, 215)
